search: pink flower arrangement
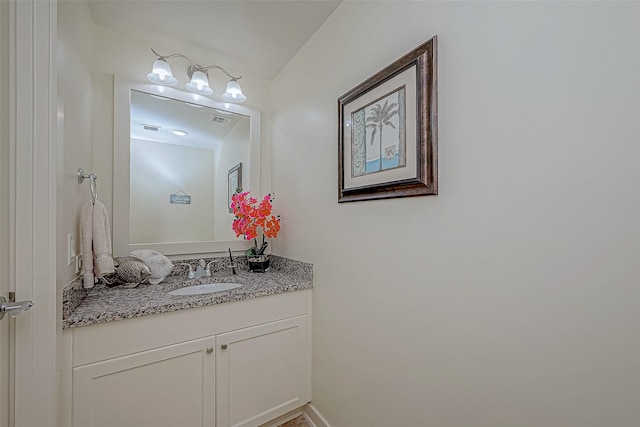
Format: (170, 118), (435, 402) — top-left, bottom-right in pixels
(231, 191), (281, 255)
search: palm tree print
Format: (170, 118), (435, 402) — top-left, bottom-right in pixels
(366, 99), (399, 171)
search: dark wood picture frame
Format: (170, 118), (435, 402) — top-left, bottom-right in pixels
(338, 36), (437, 203)
(227, 163), (242, 213)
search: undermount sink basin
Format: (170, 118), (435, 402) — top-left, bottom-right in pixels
(167, 282), (242, 296)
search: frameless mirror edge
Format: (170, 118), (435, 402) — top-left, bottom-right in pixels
(113, 74), (261, 257)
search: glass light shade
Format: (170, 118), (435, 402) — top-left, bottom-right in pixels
(185, 70), (213, 96)
(222, 79), (247, 102)
(147, 59), (178, 86)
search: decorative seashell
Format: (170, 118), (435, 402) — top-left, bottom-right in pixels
(131, 250), (174, 285)
(113, 255), (144, 267)
(114, 260), (152, 288)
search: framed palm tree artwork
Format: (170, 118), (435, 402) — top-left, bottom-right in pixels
(338, 36), (437, 202)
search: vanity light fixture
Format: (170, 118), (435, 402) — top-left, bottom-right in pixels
(147, 57), (178, 86)
(185, 70), (213, 96)
(222, 79), (247, 103)
(170, 129), (188, 136)
(147, 48), (247, 102)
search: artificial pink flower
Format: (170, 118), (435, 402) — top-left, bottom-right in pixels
(231, 192), (281, 241)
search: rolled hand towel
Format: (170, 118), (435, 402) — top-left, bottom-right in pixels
(80, 202), (95, 288)
(92, 200), (115, 278)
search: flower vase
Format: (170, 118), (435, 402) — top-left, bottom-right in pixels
(248, 254), (270, 273)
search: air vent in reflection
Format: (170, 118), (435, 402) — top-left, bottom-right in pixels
(142, 124), (161, 132)
(209, 115), (230, 124)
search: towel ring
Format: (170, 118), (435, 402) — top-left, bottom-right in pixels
(78, 168), (98, 203)
(90, 176), (98, 203)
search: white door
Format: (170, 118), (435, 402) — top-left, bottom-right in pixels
(1, 1), (58, 426)
(1, 3), (11, 427)
(0, 0), (10, 423)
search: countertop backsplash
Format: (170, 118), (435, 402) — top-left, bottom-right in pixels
(62, 254), (312, 327)
(62, 281), (89, 321)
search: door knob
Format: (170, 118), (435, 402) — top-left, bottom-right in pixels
(206, 347), (213, 354)
(0, 296), (35, 321)
(221, 344), (228, 350)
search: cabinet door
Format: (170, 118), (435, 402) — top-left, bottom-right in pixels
(73, 337), (216, 427)
(216, 316), (308, 427)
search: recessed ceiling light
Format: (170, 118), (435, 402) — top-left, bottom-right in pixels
(171, 129), (188, 136)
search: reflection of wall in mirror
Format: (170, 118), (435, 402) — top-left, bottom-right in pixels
(214, 117), (251, 241)
(130, 138), (215, 243)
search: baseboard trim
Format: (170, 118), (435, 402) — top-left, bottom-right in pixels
(302, 413), (318, 427)
(303, 404), (331, 427)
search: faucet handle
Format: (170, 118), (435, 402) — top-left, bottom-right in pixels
(177, 263), (195, 279)
(205, 261), (215, 277)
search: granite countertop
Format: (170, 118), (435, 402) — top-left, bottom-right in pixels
(63, 255), (313, 329)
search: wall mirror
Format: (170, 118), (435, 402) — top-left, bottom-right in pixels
(113, 75), (260, 256)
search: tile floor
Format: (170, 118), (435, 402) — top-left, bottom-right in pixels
(279, 415), (311, 427)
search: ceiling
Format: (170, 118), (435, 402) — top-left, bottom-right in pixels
(130, 90), (247, 151)
(88, 0), (341, 80)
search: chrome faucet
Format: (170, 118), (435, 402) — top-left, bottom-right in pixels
(194, 259), (207, 278)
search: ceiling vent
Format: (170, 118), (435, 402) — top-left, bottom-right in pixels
(142, 124), (161, 132)
(209, 115), (230, 124)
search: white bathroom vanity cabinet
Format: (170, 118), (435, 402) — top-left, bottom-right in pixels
(63, 290), (311, 427)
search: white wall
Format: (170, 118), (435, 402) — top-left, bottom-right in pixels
(213, 117), (251, 241)
(57, 0), (95, 289)
(130, 138), (215, 243)
(271, 2), (640, 426)
(56, 4), (96, 425)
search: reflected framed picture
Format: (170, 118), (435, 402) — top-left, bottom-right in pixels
(338, 36), (437, 203)
(228, 163), (242, 212)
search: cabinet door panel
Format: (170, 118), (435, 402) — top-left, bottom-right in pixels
(73, 337), (215, 427)
(216, 316), (308, 427)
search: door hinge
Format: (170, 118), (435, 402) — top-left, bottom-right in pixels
(9, 292), (15, 302)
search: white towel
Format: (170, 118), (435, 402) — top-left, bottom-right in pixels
(81, 200), (115, 288)
(80, 202), (94, 288)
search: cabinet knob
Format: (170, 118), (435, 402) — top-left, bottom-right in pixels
(221, 344), (228, 350)
(206, 347), (213, 354)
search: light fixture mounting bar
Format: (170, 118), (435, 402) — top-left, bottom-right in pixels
(150, 48), (242, 81)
